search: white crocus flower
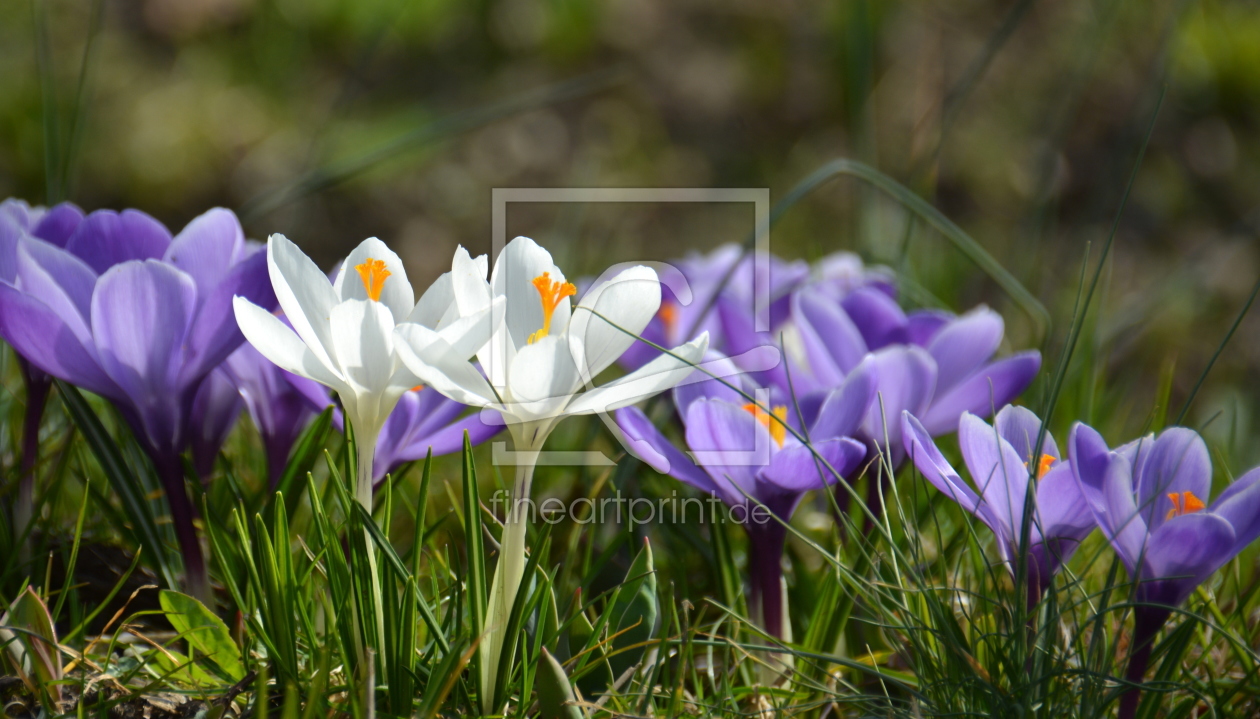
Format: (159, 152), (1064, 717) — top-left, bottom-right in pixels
(393, 236), (708, 713)
(233, 233), (501, 507)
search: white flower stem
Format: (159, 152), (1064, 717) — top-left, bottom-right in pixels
(481, 445), (539, 715)
(351, 428), (386, 686)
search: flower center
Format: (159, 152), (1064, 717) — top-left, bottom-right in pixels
(1024, 453), (1056, 480)
(743, 403), (788, 447)
(355, 258), (391, 302)
(1166, 490), (1206, 520)
(527, 272), (576, 344)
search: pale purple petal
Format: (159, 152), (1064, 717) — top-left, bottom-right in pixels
(163, 208), (245, 292)
(928, 307), (1003, 394)
(959, 412), (1031, 543)
(65, 209), (171, 275)
(810, 356), (876, 440)
(672, 351), (746, 415)
(190, 368), (243, 478)
(793, 287), (868, 383)
(684, 398), (766, 506)
(841, 286), (907, 349)
(905, 309), (952, 347)
(1032, 462), (1095, 540)
(183, 246), (276, 381)
(994, 404), (1059, 463)
(919, 351), (1041, 436)
(0, 283), (120, 399)
(615, 405), (718, 495)
(761, 437), (866, 492)
(1141, 512), (1235, 606)
(30, 203), (84, 248)
(15, 236), (97, 345)
(862, 345), (937, 463)
(1210, 468), (1260, 556)
(1134, 427), (1211, 536)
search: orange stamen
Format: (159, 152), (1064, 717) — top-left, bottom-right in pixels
(658, 300), (679, 337)
(410, 385), (425, 392)
(355, 258), (391, 302)
(1166, 490), (1206, 520)
(528, 272), (577, 344)
(743, 403), (789, 447)
(1036, 454), (1055, 480)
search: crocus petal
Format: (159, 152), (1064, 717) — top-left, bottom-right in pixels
(563, 333), (709, 415)
(684, 397), (764, 506)
(492, 236), (569, 353)
(162, 208), (245, 292)
(267, 233), (341, 372)
(615, 405), (719, 495)
(91, 261), (197, 451)
(902, 412), (994, 524)
(1134, 427), (1211, 536)
(928, 307), (1004, 393)
(841, 286), (907, 349)
(334, 237), (414, 324)
(508, 333), (581, 408)
(1032, 462), (1095, 540)
(762, 437), (867, 492)
(959, 412), (1031, 542)
(190, 368), (243, 478)
(232, 296), (346, 391)
(810, 356), (876, 440)
(393, 322), (499, 407)
(862, 345), (937, 459)
(408, 269), (457, 329)
(434, 295), (505, 361)
(1142, 512), (1235, 605)
(1210, 468), (1260, 556)
(994, 404), (1059, 463)
(672, 351), (747, 415)
(0, 283), (119, 399)
(16, 236), (97, 345)
(184, 246), (276, 382)
(792, 287), (868, 383)
(329, 298), (397, 398)
(30, 203), (84, 248)
(65, 209), (171, 275)
(919, 351), (1041, 436)
(905, 309), (952, 347)
(568, 265), (661, 381)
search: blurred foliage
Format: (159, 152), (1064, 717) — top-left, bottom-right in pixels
(1, 0), (1259, 463)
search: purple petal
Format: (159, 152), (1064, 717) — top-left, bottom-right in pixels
(375, 405), (501, 482)
(959, 412), (1031, 542)
(793, 287), (868, 383)
(16, 236), (97, 345)
(919, 351), (1041, 436)
(905, 309), (952, 347)
(810, 356), (876, 440)
(30, 203), (84, 248)
(615, 406), (718, 495)
(1134, 427), (1211, 536)
(994, 404), (1059, 463)
(762, 437), (866, 493)
(1032, 462), (1095, 541)
(840, 286), (908, 349)
(1210, 468), (1260, 556)
(901, 412), (989, 522)
(190, 368), (243, 478)
(928, 307), (1003, 394)
(65, 209), (171, 275)
(90, 260), (197, 452)
(163, 208), (245, 293)
(0, 283), (119, 399)
(1141, 512), (1235, 606)
(672, 352), (746, 416)
(684, 398), (767, 505)
(862, 346), (938, 462)
(184, 246), (276, 382)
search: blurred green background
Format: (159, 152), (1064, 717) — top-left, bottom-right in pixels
(1, 0), (1258, 467)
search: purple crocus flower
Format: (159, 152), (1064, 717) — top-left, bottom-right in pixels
(0, 207), (275, 601)
(0, 199), (85, 532)
(902, 407), (1095, 608)
(615, 354), (872, 638)
(189, 367), (244, 480)
(726, 281), (1041, 468)
(1069, 423), (1260, 719)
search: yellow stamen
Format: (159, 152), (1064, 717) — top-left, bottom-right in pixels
(410, 385), (425, 393)
(355, 258), (391, 302)
(1166, 490), (1206, 520)
(658, 300), (679, 336)
(743, 403), (788, 448)
(527, 272), (577, 344)
(1022, 453), (1057, 480)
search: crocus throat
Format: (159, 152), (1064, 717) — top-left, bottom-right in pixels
(743, 403), (788, 447)
(1166, 490), (1206, 520)
(355, 258), (391, 302)
(528, 272), (576, 344)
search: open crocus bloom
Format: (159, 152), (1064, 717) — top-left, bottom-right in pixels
(0, 207), (275, 601)
(233, 233), (502, 507)
(1069, 423), (1260, 608)
(615, 353), (872, 638)
(729, 282), (1041, 467)
(394, 236), (709, 449)
(902, 407), (1095, 607)
(1069, 423), (1260, 717)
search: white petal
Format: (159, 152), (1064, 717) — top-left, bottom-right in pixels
(267, 233), (339, 369)
(436, 295), (505, 360)
(232, 296), (345, 391)
(333, 237), (414, 323)
(450, 246), (504, 385)
(407, 270), (454, 329)
(490, 236), (569, 354)
(393, 322), (498, 407)
(568, 265), (660, 382)
(329, 299), (397, 399)
(507, 334), (581, 405)
(565, 332), (709, 415)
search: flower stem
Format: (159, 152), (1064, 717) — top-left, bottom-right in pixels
(1118, 606), (1171, 719)
(481, 451), (537, 715)
(747, 520), (789, 639)
(14, 367), (51, 552)
(153, 453), (210, 605)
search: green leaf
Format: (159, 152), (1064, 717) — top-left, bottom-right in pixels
(159, 590), (245, 682)
(606, 538), (658, 680)
(537, 647), (585, 719)
(4, 587), (63, 703)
